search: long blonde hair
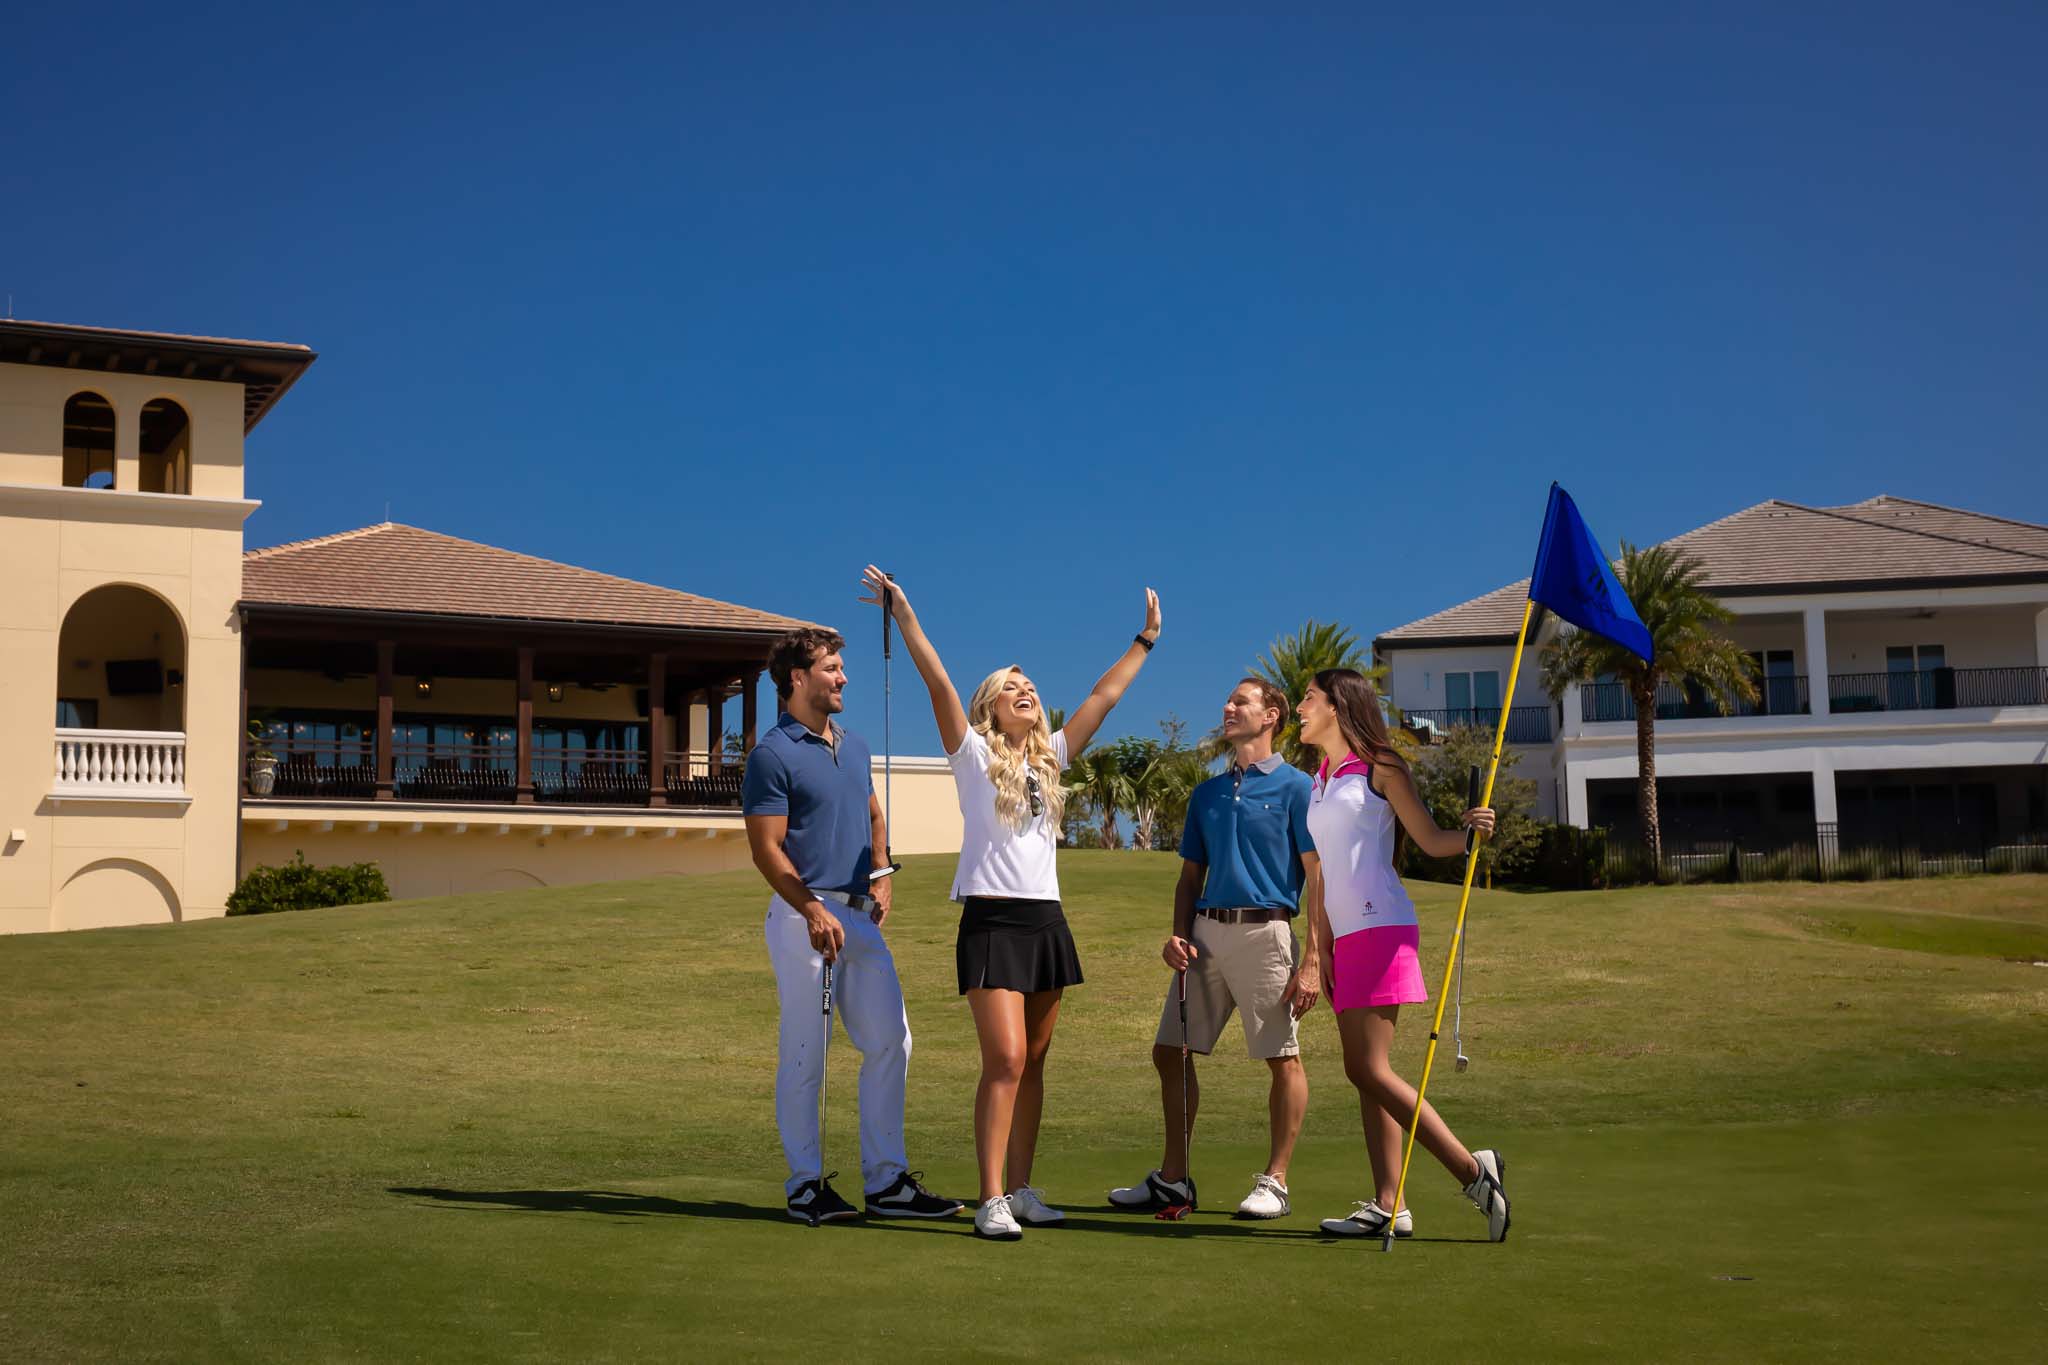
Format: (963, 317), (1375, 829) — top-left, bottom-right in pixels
(966, 665), (1069, 832)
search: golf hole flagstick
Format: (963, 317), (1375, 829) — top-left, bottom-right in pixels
(1381, 483), (1654, 1252)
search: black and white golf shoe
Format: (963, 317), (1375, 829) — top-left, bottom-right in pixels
(787, 1174), (860, 1226)
(1107, 1169), (1196, 1211)
(864, 1171), (963, 1219)
(1463, 1149), (1511, 1242)
(1316, 1200), (1413, 1238)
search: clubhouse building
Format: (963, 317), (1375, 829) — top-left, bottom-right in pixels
(1, 319), (957, 934)
(1374, 497), (2048, 858)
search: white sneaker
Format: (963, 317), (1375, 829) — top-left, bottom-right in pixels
(1235, 1174), (1290, 1219)
(1008, 1185), (1064, 1226)
(1320, 1199), (1396, 1237)
(1463, 1149), (1510, 1242)
(974, 1194), (1023, 1240)
(1108, 1170), (1196, 1210)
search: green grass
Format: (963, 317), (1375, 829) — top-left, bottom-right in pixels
(2, 856), (2045, 1362)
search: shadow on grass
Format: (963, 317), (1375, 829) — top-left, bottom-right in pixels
(389, 1187), (792, 1223)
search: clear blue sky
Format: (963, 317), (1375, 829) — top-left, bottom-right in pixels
(9, 3), (2043, 753)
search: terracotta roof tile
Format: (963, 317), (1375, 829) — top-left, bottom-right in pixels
(243, 523), (820, 635)
(1378, 494), (2048, 646)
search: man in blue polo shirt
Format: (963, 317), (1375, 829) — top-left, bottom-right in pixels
(1109, 678), (1321, 1219)
(743, 625), (961, 1225)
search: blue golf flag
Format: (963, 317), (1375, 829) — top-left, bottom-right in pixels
(1529, 484), (1654, 664)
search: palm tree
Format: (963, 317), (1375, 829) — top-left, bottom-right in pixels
(1064, 747), (1129, 850)
(1248, 620), (1390, 769)
(1540, 542), (1757, 868)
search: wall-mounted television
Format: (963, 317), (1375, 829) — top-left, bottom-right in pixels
(105, 658), (165, 696)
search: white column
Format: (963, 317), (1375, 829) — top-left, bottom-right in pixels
(1803, 606), (1831, 716)
(1561, 681), (1584, 738)
(1811, 755), (1839, 826)
(1567, 768), (1591, 830)
(2035, 605), (2048, 668)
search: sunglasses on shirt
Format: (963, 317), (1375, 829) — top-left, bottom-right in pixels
(1027, 771), (1042, 818)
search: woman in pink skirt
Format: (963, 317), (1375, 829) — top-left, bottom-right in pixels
(1298, 667), (1512, 1242)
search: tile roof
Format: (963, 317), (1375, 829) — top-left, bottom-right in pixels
(242, 523), (821, 634)
(1377, 495), (2048, 646)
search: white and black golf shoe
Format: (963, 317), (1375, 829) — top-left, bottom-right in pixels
(1319, 1199), (1398, 1238)
(974, 1194), (1024, 1240)
(1235, 1173), (1291, 1219)
(787, 1175), (860, 1226)
(1007, 1185), (1064, 1226)
(1463, 1149), (1510, 1242)
(1107, 1169), (1196, 1211)
(865, 1171), (964, 1219)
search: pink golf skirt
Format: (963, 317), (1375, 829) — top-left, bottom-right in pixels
(1331, 925), (1428, 1011)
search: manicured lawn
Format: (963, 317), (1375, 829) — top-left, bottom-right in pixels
(2, 856), (2044, 1361)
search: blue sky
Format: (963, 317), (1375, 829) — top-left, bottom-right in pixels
(8, 3), (2043, 753)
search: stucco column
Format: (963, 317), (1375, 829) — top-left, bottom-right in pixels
(1567, 768), (1590, 831)
(374, 640), (396, 799)
(2034, 606), (2048, 669)
(1811, 756), (1839, 826)
(646, 651), (666, 807)
(1561, 681), (1584, 738)
(1803, 606), (1831, 716)
(514, 646), (535, 805)
(114, 399), (140, 492)
(705, 687), (725, 774)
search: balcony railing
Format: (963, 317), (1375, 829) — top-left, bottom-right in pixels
(532, 747), (650, 805)
(270, 739), (378, 799)
(52, 728), (188, 801)
(1403, 706), (1553, 745)
(1827, 666), (2048, 714)
(250, 738), (746, 809)
(393, 743), (517, 803)
(663, 752), (746, 808)
(1581, 677), (1811, 723)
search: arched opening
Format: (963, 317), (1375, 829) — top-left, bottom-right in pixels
(56, 585), (188, 733)
(63, 391), (117, 489)
(139, 398), (193, 495)
(56, 858), (182, 930)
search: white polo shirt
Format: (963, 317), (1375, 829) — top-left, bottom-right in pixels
(947, 728), (1069, 902)
(1306, 755), (1418, 939)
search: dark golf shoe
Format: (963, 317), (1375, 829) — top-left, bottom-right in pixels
(787, 1175), (860, 1225)
(864, 1171), (963, 1218)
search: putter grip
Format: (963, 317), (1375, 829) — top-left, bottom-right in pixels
(1466, 765), (1482, 853)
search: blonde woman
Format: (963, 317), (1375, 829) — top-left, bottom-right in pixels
(861, 565), (1160, 1240)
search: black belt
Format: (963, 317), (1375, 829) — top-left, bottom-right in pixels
(818, 889), (879, 914)
(1197, 907), (1288, 925)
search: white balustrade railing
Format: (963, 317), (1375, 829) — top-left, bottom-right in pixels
(51, 728), (189, 800)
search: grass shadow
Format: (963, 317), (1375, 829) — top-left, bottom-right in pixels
(389, 1187), (792, 1224)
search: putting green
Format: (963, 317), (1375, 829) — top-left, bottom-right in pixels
(2, 856), (2042, 1361)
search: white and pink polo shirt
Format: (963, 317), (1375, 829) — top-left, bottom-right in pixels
(1306, 755), (1418, 940)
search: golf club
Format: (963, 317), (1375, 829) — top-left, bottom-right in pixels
(1157, 967), (1194, 1221)
(1455, 764), (1478, 1073)
(812, 958), (833, 1228)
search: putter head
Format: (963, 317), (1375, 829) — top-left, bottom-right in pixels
(1155, 1202), (1193, 1222)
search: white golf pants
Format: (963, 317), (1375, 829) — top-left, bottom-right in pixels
(765, 895), (912, 1197)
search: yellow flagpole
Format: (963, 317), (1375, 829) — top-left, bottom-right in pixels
(1382, 595), (1536, 1250)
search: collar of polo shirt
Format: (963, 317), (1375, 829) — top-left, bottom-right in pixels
(1233, 752), (1287, 776)
(774, 711), (841, 745)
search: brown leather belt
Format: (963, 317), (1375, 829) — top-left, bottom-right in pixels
(1197, 906), (1288, 925)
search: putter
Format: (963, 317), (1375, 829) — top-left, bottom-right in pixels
(811, 957), (834, 1228)
(1157, 967), (1194, 1221)
(1455, 765), (1478, 1074)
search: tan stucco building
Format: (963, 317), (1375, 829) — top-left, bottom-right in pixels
(1, 319), (960, 934)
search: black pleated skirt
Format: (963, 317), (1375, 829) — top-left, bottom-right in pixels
(956, 897), (1084, 995)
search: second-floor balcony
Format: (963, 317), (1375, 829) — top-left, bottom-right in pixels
(1402, 705), (1554, 745)
(1579, 667), (2047, 724)
(51, 728), (189, 802)
(259, 736), (745, 809)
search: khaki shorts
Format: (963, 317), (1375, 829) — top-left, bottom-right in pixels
(1154, 915), (1300, 1060)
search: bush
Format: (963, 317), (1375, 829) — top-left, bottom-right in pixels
(1524, 823), (1610, 890)
(1407, 727), (1540, 883)
(228, 852), (390, 916)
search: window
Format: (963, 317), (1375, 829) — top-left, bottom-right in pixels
(56, 698), (100, 728)
(1886, 644), (1947, 710)
(1745, 649), (1800, 715)
(1444, 670), (1501, 726)
(139, 398), (193, 494)
(62, 392), (116, 489)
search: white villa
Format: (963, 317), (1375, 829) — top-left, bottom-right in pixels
(1373, 496), (2048, 855)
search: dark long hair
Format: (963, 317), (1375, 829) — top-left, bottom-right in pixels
(1312, 667), (1411, 863)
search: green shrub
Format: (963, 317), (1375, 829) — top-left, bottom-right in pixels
(227, 852), (390, 916)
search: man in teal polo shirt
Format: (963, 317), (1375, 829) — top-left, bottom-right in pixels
(1109, 678), (1321, 1219)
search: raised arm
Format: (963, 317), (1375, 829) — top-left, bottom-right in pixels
(1373, 763), (1495, 860)
(860, 566), (967, 754)
(1059, 587), (1161, 757)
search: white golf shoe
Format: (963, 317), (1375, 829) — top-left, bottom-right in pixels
(974, 1194), (1023, 1240)
(1235, 1174), (1290, 1219)
(1319, 1200), (1398, 1238)
(1108, 1170), (1196, 1211)
(1008, 1185), (1064, 1226)
(1463, 1149), (1510, 1242)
